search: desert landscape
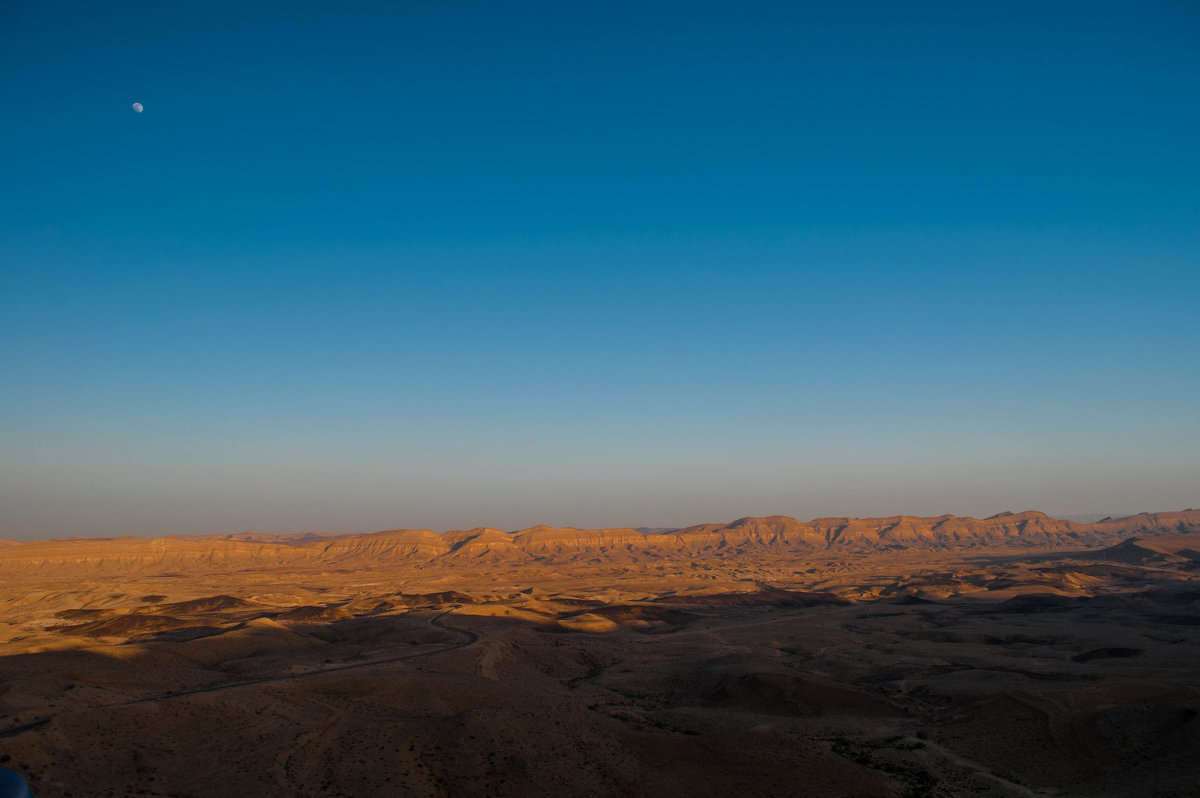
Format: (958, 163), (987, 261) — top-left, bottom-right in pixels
(1, 509), (1197, 797)
(6, 3), (1198, 797)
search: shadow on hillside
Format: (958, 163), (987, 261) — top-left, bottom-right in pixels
(2, 582), (1200, 797)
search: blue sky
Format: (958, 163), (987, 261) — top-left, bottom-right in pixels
(2, 1), (1198, 539)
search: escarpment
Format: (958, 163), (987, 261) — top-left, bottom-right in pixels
(2, 510), (1197, 578)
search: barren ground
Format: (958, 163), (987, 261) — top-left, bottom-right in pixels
(1, 541), (1198, 797)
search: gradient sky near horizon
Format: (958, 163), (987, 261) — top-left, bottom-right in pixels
(2, 1), (1198, 540)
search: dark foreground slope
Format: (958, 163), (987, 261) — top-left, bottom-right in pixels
(1, 552), (1198, 797)
(0, 527), (1197, 796)
(0, 514), (1197, 796)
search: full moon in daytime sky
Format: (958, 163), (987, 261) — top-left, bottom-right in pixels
(131, 101), (143, 113)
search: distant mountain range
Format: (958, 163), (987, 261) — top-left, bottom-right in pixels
(1, 509), (1197, 577)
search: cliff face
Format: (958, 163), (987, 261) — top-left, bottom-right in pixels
(317, 529), (449, 562)
(672, 511), (1089, 549)
(1, 510), (1196, 577)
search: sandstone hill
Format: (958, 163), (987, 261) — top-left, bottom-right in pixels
(1, 509), (1196, 578)
(1091, 509), (1200, 535)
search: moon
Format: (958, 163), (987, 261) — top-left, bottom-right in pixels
(132, 102), (143, 113)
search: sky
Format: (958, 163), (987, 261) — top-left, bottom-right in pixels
(2, 1), (1198, 539)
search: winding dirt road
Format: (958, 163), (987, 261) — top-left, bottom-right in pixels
(0, 607), (479, 739)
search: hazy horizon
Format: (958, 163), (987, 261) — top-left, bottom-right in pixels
(4, 505), (1185, 544)
(3, 1), (1198, 541)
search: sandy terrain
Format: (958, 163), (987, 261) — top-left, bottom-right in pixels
(0, 513), (1197, 796)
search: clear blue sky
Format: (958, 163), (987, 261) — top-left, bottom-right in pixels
(2, 1), (1197, 539)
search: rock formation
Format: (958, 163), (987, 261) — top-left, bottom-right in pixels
(2, 509), (1196, 578)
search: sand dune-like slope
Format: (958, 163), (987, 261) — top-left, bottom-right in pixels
(1095, 533), (1200, 565)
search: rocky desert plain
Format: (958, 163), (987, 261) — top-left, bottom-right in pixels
(0, 509), (1198, 797)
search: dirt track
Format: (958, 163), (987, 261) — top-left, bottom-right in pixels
(0, 607), (479, 740)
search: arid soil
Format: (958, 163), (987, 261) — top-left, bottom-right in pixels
(0, 511), (1198, 797)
